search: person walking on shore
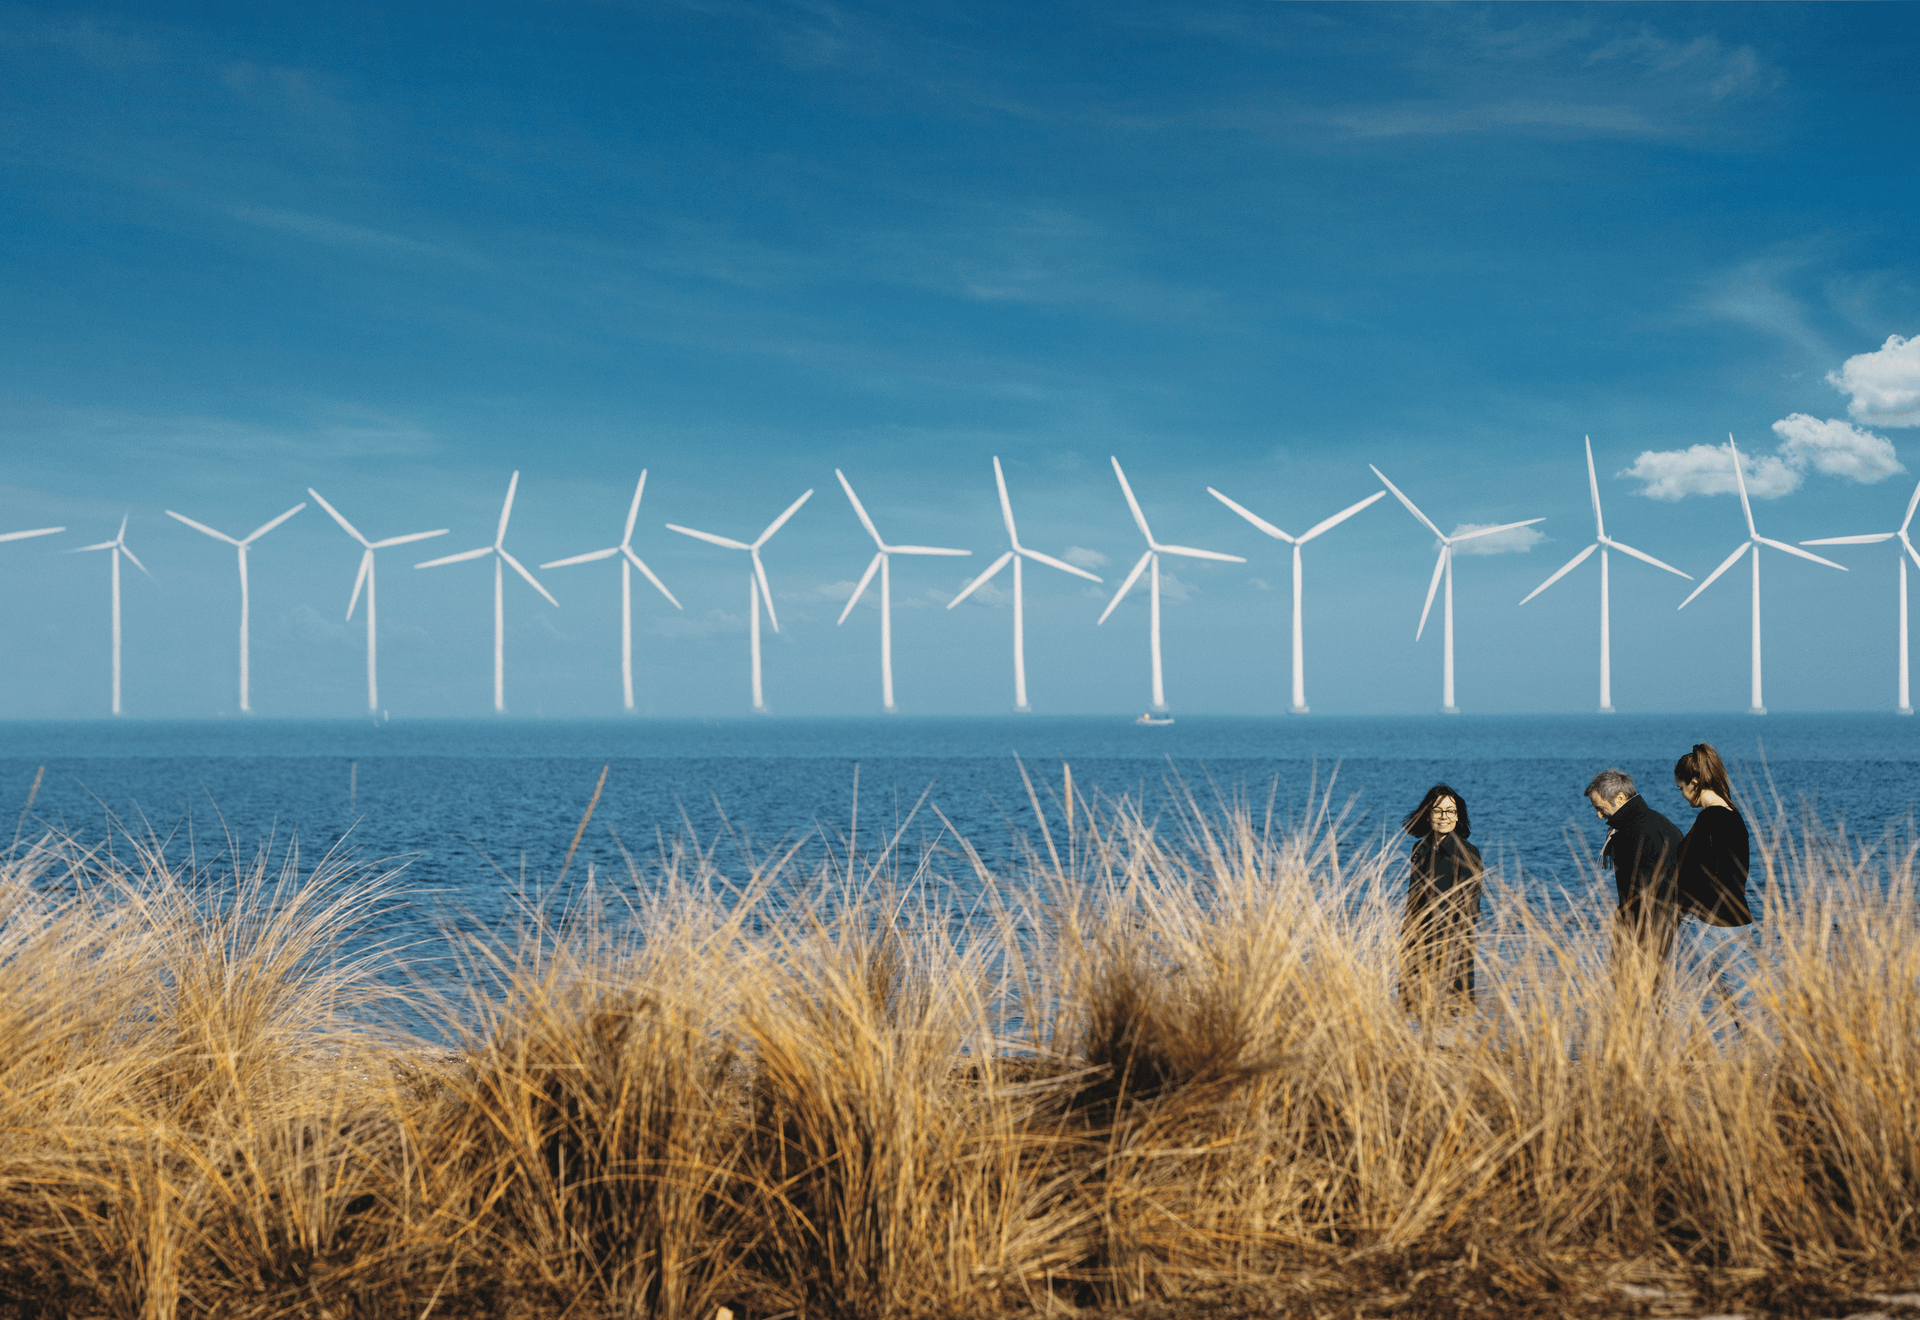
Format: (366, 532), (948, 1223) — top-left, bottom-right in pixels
(1400, 784), (1485, 1018)
(1587, 769), (1685, 980)
(1673, 742), (1757, 1014)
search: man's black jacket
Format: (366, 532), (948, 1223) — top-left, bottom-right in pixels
(1603, 794), (1685, 942)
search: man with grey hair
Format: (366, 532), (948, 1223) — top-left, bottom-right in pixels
(1587, 768), (1685, 971)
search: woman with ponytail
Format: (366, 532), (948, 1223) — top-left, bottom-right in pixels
(1673, 742), (1757, 1015)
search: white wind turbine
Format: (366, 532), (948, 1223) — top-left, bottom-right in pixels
(1677, 437), (1846, 715)
(833, 470), (969, 713)
(1800, 478), (1920, 715)
(72, 516), (149, 715)
(166, 500), (306, 714)
(307, 488), (447, 713)
(1518, 437), (1691, 713)
(948, 456), (1102, 711)
(666, 489), (813, 712)
(1206, 485), (1384, 714)
(1371, 465), (1543, 714)
(540, 472), (682, 712)
(415, 472), (559, 713)
(1098, 457), (1246, 712)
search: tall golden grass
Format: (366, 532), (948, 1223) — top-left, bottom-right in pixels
(2, 773), (1917, 1318)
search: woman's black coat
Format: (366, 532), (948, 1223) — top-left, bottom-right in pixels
(1401, 830), (1484, 1009)
(1677, 804), (1754, 926)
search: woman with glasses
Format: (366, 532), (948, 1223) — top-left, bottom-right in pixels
(1400, 783), (1484, 1017)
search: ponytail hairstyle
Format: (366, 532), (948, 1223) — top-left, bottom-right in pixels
(1673, 742), (1734, 807)
(1403, 783), (1471, 839)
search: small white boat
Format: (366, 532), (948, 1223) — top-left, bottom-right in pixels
(1135, 712), (1175, 726)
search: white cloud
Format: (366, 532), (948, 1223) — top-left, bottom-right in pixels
(1622, 443), (1802, 501)
(1249, 577), (1270, 592)
(1062, 545), (1108, 569)
(1625, 420), (1903, 501)
(1446, 523), (1546, 555)
(1770, 415), (1904, 483)
(1828, 334), (1920, 427)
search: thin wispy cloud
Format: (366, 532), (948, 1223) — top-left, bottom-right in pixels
(1445, 524), (1546, 555)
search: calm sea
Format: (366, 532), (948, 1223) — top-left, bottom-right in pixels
(4, 713), (1915, 901)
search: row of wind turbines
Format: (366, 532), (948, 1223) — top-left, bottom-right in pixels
(9, 438), (1916, 716)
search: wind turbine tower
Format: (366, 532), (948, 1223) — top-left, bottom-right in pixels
(166, 501), (306, 713)
(541, 472), (683, 712)
(415, 472), (559, 713)
(833, 469), (969, 712)
(1098, 457), (1246, 712)
(667, 489), (813, 712)
(1371, 465), (1543, 714)
(948, 456), (1102, 711)
(1519, 438), (1690, 712)
(1207, 485), (1384, 713)
(1678, 437), (1846, 715)
(1799, 478), (1920, 714)
(72, 516), (149, 715)
(308, 488), (447, 713)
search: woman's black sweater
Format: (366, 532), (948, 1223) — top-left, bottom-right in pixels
(1676, 804), (1754, 927)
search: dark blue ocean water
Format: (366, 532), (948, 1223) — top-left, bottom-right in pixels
(3, 715), (1915, 916)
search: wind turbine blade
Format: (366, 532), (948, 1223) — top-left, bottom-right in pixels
(0, 527), (62, 542)
(1449, 517), (1545, 543)
(1585, 436), (1606, 540)
(753, 489), (814, 548)
(949, 550), (1014, 606)
(73, 541), (117, 552)
(623, 547), (681, 608)
(369, 529), (449, 548)
(1606, 539), (1692, 578)
(834, 470), (886, 549)
(1207, 487), (1293, 541)
(1110, 457), (1156, 545)
(347, 551), (371, 620)
(499, 548), (560, 606)
(1298, 490), (1387, 543)
(752, 551), (780, 632)
(992, 456), (1019, 545)
(1799, 533), (1894, 545)
(1902, 480), (1920, 536)
(1728, 437), (1756, 538)
(1518, 541), (1597, 605)
(417, 545), (494, 568)
(1018, 546), (1100, 581)
(1369, 465), (1446, 540)
(623, 472), (647, 546)
(1155, 544), (1247, 563)
(838, 552), (884, 625)
(887, 545), (971, 556)
(496, 471), (520, 547)
(541, 547), (620, 568)
(119, 544), (152, 577)
(1097, 550), (1153, 625)
(306, 489), (369, 545)
(1904, 533), (1920, 574)
(665, 524), (751, 550)
(165, 511), (241, 545)
(1754, 535), (1847, 570)
(242, 502), (305, 544)
(1416, 547), (1446, 640)
(1679, 542), (1751, 609)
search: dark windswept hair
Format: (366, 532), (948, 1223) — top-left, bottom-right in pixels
(1403, 783), (1470, 839)
(1674, 742), (1734, 806)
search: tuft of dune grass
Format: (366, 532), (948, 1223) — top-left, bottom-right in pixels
(2, 772), (1920, 1318)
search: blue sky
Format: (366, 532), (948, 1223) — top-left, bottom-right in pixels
(1, 1), (1916, 717)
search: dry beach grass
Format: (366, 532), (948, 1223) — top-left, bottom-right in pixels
(1, 772), (1918, 1319)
